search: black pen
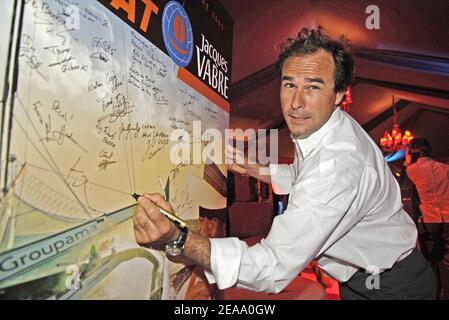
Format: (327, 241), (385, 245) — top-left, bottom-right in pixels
(132, 193), (187, 229)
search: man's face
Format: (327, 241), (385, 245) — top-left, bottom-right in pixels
(280, 49), (345, 139)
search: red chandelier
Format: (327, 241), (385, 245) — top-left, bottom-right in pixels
(379, 96), (414, 152)
(341, 86), (352, 113)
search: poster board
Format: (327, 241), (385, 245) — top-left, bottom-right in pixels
(0, 0), (232, 300)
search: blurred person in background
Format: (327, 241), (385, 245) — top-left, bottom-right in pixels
(405, 138), (449, 299)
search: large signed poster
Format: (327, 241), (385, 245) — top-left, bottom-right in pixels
(0, 0), (232, 299)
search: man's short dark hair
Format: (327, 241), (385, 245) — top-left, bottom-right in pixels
(278, 27), (355, 93)
(410, 138), (432, 164)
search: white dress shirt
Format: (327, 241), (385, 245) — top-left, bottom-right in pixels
(406, 157), (449, 223)
(205, 107), (417, 293)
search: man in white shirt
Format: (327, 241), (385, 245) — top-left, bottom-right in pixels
(132, 28), (436, 299)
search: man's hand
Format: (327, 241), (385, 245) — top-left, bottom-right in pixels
(132, 193), (213, 270)
(133, 193), (179, 250)
(226, 144), (271, 184)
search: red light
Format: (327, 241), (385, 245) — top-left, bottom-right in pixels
(341, 86), (353, 113)
(378, 97), (414, 152)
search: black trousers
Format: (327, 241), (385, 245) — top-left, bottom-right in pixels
(418, 223), (449, 300)
(339, 248), (437, 300)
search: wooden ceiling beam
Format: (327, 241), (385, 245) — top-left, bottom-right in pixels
(230, 47), (449, 102)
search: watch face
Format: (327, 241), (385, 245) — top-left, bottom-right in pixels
(165, 241), (182, 256)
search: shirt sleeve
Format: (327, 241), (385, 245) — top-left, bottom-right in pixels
(269, 163), (296, 195)
(205, 152), (375, 293)
(203, 237), (243, 288)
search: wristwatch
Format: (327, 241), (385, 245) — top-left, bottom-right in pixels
(165, 226), (188, 257)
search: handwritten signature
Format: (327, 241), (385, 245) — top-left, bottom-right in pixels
(40, 114), (87, 153)
(97, 93), (134, 123)
(32, 101), (44, 125)
(66, 157), (100, 214)
(141, 130), (169, 162)
(90, 52), (109, 63)
(169, 162), (190, 182)
(44, 45), (88, 73)
(106, 72), (123, 93)
(118, 122), (141, 141)
(52, 100), (73, 122)
(88, 79), (104, 93)
(91, 36), (117, 57)
(98, 159), (116, 171)
(173, 187), (194, 217)
(21, 53), (49, 81)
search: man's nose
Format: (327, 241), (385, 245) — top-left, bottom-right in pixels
(291, 90), (304, 110)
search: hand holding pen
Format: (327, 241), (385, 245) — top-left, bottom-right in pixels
(132, 193), (183, 250)
(132, 192), (187, 228)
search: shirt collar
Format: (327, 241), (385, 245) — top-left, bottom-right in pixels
(290, 107), (342, 159)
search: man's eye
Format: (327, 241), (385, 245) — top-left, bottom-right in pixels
(308, 85), (320, 90)
(284, 83), (295, 88)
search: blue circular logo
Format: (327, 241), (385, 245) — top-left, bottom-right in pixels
(162, 1), (194, 67)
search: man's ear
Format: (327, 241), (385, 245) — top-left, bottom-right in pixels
(334, 91), (345, 106)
